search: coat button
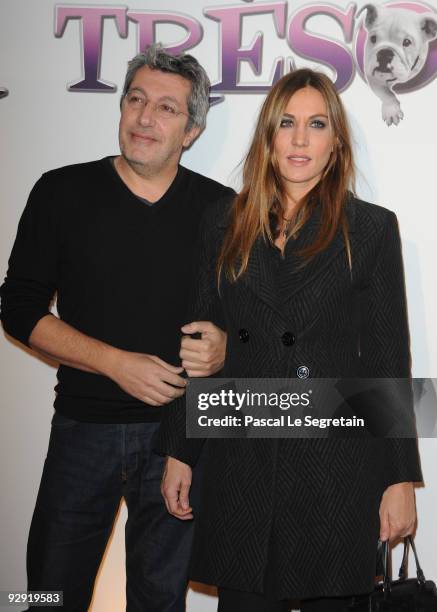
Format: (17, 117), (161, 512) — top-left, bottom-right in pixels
(281, 332), (295, 347)
(297, 365), (310, 379)
(238, 328), (250, 343)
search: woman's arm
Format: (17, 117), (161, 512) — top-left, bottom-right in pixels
(360, 209), (422, 540)
(158, 196), (230, 454)
(158, 198), (231, 517)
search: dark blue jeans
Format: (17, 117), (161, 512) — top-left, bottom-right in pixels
(217, 589), (354, 611)
(27, 414), (199, 611)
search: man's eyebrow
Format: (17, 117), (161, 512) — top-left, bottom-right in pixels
(127, 87), (182, 105)
(127, 86), (145, 94)
(157, 95), (183, 105)
(282, 112), (329, 119)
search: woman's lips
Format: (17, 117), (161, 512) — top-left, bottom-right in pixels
(287, 155), (311, 166)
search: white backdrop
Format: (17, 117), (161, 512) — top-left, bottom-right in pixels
(1, 1), (436, 610)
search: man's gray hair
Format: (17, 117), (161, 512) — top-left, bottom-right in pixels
(121, 44), (210, 132)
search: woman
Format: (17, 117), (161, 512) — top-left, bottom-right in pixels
(158, 69), (422, 611)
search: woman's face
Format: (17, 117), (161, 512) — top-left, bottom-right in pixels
(274, 86), (336, 198)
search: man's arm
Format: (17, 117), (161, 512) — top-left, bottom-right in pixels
(0, 175), (188, 405)
(29, 314), (110, 374)
(2, 174), (226, 404)
(27, 314), (187, 405)
(30, 314), (225, 399)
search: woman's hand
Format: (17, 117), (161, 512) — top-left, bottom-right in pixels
(180, 321), (227, 376)
(161, 456), (194, 520)
(379, 481), (416, 542)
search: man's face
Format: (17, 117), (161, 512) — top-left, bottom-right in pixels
(119, 65), (199, 177)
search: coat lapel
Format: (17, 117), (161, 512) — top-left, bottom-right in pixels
(279, 198), (357, 300)
(219, 197), (357, 328)
(217, 215), (288, 334)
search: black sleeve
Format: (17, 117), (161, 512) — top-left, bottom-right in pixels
(156, 196), (231, 467)
(360, 210), (423, 486)
(0, 174), (60, 346)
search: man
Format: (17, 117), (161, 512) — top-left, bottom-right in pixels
(0, 44), (233, 611)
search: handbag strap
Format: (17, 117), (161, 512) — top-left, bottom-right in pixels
(398, 535), (426, 584)
(381, 539), (391, 593)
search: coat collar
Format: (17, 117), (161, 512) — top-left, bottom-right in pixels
(217, 194), (357, 232)
(219, 196), (357, 326)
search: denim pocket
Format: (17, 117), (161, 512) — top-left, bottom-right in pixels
(51, 411), (80, 429)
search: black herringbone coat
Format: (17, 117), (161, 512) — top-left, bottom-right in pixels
(157, 194), (422, 600)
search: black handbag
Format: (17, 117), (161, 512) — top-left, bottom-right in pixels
(349, 536), (437, 611)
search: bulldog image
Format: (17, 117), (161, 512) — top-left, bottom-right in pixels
(360, 3), (437, 125)
(0, 87), (8, 99)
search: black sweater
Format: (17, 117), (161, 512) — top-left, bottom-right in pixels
(0, 157), (233, 422)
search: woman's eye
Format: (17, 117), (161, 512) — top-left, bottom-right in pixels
(311, 120), (326, 129)
(280, 118), (293, 128)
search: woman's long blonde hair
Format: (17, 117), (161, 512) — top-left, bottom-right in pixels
(218, 68), (356, 282)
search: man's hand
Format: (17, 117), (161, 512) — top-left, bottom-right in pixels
(110, 352), (187, 405)
(161, 456), (193, 520)
(379, 481), (417, 542)
(180, 321), (227, 377)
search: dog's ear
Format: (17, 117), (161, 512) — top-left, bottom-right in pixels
(420, 14), (437, 40)
(357, 4), (379, 29)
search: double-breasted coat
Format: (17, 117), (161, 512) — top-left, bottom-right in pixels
(157, 194), (422, 600)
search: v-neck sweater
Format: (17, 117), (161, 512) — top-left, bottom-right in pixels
(1, 157), (233, 422)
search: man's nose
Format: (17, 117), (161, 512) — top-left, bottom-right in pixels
(138, 101), (156, 126)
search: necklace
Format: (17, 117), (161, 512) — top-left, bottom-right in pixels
(281, 214), (292, 238)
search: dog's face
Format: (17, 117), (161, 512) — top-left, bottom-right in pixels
(362, 5), (437, 85)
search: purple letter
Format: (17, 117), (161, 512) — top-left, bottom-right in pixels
(205, 2), (287, 100)
(288, 3), (356, 92)
(127, 11), (203, 55)
(55, 6), (128, 91)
